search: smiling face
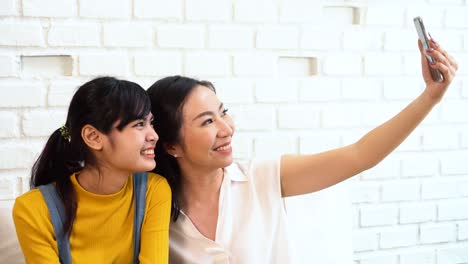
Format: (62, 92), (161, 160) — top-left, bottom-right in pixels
(170, 85), (235, 170)
(99, 113), (158, 174)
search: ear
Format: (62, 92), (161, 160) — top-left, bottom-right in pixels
(164, 143), (182, 158)
(81, 125), (104, 151)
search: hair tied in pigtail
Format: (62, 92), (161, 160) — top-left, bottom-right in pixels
(59, 125), (71, 143)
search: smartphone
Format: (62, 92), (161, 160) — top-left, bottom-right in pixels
(413, 16), (444, 82)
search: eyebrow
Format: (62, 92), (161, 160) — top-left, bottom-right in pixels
(192, 103), (224, 121)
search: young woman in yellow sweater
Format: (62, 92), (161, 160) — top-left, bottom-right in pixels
(12, 77), (171, 264)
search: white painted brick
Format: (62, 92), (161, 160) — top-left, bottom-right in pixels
(381, 181), (419, 202)
(399, 203), (435, 224)
(359, 253), (398, 264)
(446, 7), (468, 28)
(279, 1), (321, 23)
(342, 78), (381, 101)
(429, 30), (464, 52)
(441, 101), (468, 123)
(421, 223), (456, 244)
(361, 156), (399, 180)
(399, 250), (435, 264)
(157, 25), (204, 48)
(134, 52), (182, 77)
(383, 78), (424, 100)
(134, 0), (182, 19)
(361, 102), (405, 126)
(438, 200), (468, 221)
(380, 226), (418, 248)
(321, 6), (359, 26)
(23, 0), (75, 17)
(463, 129), (468, 149)
(406, 6), (444, 29)
(422, 127), (459, 150)
(365, 6), (404, 26)
(208, 25), (253, 49)
(353, 229), (378, 252)
(0, 55), (17, 77)
(234, 0), (277, 22)
(322, 104), (361, 128)
(233, 54), (276, 76)
(0, 175), (18, 200)
(299, 133), (341, 154)
(323, 53), (362, 76)
(278, 105), (320, 129)
(186, 0), (231, 21)
(0, 0), (17, 16)
(401, 155), (438, 178)
(103, 22), (152, 47)
(364, 53), (402, 76)
(458, 221), (468, 240)
(48, 22), (100, 47)
(185, 52), (230, 77)
(427, 0), (463, 3)
(360, 205), (398, 227)
(299, 78), (340, 102)
(437, 245), (468, 264)
(343, 29), (383, 51)
(422, 179), (462, 200)
(384, 30), (417, 51)
(23, 110), (67, 137)
(254, 134), (296, 158)
(403, 53), (422, 76)
(256, 26), (298, 49)
(213, 78), (254, 104)
(350, 182), (379, 203)
(396, 132), (421, 152)
(79, 52), (129, 76)
(453, 54), (468, 75)
(48, 80), (80, 107)
(278, 57), (316, 77)
(0, 143), (38, 169)
(80, 0), (129, 18)
(231, 134), (252, 160)
(232, 105), (275, 131)
(0, 23), (44, 46)
(0, 112), (19, 138)
(300, 30), (341, 50)
(0, 81), (45, 107)
(255, 79), (298, 102)
(440, 152), (468, 176)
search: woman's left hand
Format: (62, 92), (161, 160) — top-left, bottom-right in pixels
(419, 36), (458, 103)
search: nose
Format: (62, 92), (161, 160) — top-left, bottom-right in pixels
(147, 127), (159, 144)
(217, 118), (234, 137)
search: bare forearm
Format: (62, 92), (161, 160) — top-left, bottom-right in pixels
(355, 91), (437, 169)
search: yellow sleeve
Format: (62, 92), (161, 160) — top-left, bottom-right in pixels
(139, 173), (172, 264)
(12, 190), (60, 264)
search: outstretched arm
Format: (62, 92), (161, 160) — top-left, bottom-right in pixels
(280, 39), (458, 197)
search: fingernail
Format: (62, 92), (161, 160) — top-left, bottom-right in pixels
(426, 48), (434, 53)
(430, 61), (436, 65)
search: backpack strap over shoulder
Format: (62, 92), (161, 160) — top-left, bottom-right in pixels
(39, 184), (72, 264)
(132, 172), (148, 264)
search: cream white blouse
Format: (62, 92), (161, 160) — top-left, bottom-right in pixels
(169, 159), (292, 263)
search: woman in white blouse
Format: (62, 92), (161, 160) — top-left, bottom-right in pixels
(146, 40), (457, 263)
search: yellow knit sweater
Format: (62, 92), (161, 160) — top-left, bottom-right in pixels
(13, 173), (171, 264)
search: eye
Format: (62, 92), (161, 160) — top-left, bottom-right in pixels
(202, 118), (213, 126)
(221, 108), (229, 117)
(134, 121), (145, 127)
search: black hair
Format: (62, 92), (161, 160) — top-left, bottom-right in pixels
(30, 76), (151, 234)
(147, 75), (215, 221)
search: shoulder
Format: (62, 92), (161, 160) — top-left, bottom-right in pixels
(146, 172), (171, 198)
(13, 188), (49, 224)
(233, 158), (280, 181)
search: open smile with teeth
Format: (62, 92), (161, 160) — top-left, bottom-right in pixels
(141, 149), (154, 155)
(215, 144), (231, 151)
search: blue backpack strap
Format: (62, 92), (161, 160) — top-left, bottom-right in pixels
(132, 172), (148, 264)
(38, 184), (72, 264)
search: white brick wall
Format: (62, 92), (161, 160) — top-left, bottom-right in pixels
(1, 1), (468, 263)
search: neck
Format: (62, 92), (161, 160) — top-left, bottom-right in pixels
(76, 165), (130, 195)
(179, 164), (224, 209)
